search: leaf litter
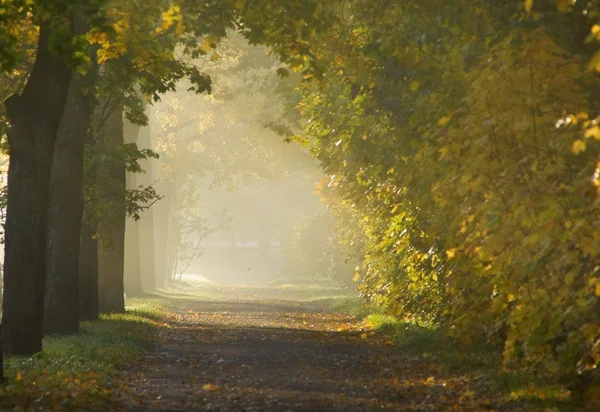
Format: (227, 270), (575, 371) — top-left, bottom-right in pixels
(119, 297), (521, 411)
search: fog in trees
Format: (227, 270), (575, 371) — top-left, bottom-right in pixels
(124, 33), (353, 294)
(2, 1), (599, 408)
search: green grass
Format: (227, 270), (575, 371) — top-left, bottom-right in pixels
(306, 295), (375, 317)
(0, 298), (164, 411)
(365, 314), (582, 411)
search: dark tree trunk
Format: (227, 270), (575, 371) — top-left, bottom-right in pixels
(137, 123), (157, 291)
(79, 218), (99, 321)
(98, 223), (125, 313)
(2, 24), (72, 355)
(124, 213), (144, 296)
(123, 121), (144, 297)
(78, 99), (101, 322)
(0, 329), (3, 383)
(97, 107), (126, 314)
(44, 43), (97, 335)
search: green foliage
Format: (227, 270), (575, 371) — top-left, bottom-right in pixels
(318, 295), (374, 318)
(282, 211), (353, 285)
(0, 1), (29, 72)
(368, 315), (582, 410)
(83, 132), (162, 227)
(294, 0), (600, 400)
(0, 13), (37, 147)
(2, 0), (598, 404)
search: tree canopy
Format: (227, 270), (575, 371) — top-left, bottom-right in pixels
(1, 0), (600, 405)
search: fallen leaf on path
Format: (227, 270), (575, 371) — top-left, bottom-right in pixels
(202, 383), (217, 391)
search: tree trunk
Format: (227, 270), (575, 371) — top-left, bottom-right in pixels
(137, 123), (157, 291)
(153, 180), (172, 289)
(79, 97), (101, 322)
(0, 329), (3, 383)
(124, 213), (144, 296)
(2, 24), (72, 355)
(166, 201), (181, 282)
(44, 45), (97, 335)
(98, 223), (125, 313)
(123, 121), (144, 297)
(79, 218), (99, 321)
(97, 108), (126, 314)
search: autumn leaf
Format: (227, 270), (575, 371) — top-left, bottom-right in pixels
(571, 139), (586, 154)
(584, 126), (600, 140)
(437, 116), (451, 126)
(588, 51), (600, 72)
(202, 383), (216, 391)
(409, 80), (420, 92)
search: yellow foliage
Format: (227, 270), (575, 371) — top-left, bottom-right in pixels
(437, 116), (451, 126)
(571, 139), (587, 154)
(300, 0), (600, 386)
(585, 125), (600, 140)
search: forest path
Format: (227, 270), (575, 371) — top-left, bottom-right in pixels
(119, 287), (507, 411)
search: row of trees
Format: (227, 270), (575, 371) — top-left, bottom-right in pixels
(0, 0), (335, 381)
(292, 0), (600, 390)
(4, 0), (598, 395)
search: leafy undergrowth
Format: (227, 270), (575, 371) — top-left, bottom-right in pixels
(0, 298), (167, 411)
(306, 295), (374, 318)
(366, 314), (585, 411)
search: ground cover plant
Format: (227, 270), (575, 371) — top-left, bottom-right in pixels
(0, 298), (163, 410)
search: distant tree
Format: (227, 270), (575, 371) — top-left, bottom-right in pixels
(151, 33), (322, 282)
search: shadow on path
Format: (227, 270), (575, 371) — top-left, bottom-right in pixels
(120, 292), (513, 411)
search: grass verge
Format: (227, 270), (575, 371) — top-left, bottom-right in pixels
(0, 297), (165, 411)
(305, 295), (374, 317)
(366, 314), (583, 411)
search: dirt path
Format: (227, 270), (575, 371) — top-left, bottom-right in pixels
(120, 294), (508, 411)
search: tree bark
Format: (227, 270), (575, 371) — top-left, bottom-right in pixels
(124, 212), (144, 296)
(97, 108), (126, 314)
(44, 41), (97, 335)
(137, 123), (157, 291)
(0, 329), (3, 383)
(98, 222), (125, 313)
(79, 218), (99, 321)
(153, 180), (172, 289)
(166, 215), (181, 281)
(123, 120), (144, 297)
(2, 24), (72, 355)
(78, 96), (101, 322)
